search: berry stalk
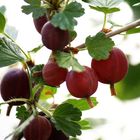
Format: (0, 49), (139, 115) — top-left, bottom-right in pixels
(86, 97), (94, 108)
(110, 84), (116, 96)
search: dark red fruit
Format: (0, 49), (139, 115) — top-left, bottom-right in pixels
(91, 47), (128, 84)
(66, 66), (98, 98)
(33, 15), (48, 33)
(41, 22), (69, 51)
(42, 59), (68, 87)
(0, 69), (30, 105)
(24, 116), (52, 140)
(49, 123), (69, 140)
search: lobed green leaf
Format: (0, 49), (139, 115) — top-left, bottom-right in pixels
(90, 0), (123, 8)
(54, 51), (84, 72)
(21, 0), (46, 19)
(16, 106), (30, 121)
(52, 103), (82, 137)
(78, 119), (92, 130)
(24, 0), (40, 5)
(65, 97), (98, 111)
(90, 6), (120, 14)
(86, 32), (115, 60)
(51, 2), (85, 30)
(22, 5), (46, 19)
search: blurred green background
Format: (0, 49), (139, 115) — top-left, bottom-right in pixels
(115, 0), (140, 100)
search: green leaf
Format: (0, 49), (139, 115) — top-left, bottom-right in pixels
(0, 12), (6, 33)
(52, 103), (82, 137)
(116, 64), (140, 100)
(28, 44), (43, 53)
(0, 37), (25, 67)
(40, 85), (57, 100)
(69, 30), (77, 41)
(51, 2), (85, 30)
(54, 51), (84, 72)
(16, 106), (30, 121)
(0, 6), (6, 14)
(133, 2), (140, 7)
(91, 0), (123, 7)
(84, 118), (107, 128)
(78, 119), (92, 130)
(24, 0), (40, 5)
(86, 32), (115, 60)
(22, 5), (46, 19)
(82, 0), (92, 3)
(70, 138), (80, 140)
(21, 0), (46, 19)
(126, 27), (140, 34)
(90, 6), (120, 14)
(65, 97), (98, 111)
(31, 64), (44, 84)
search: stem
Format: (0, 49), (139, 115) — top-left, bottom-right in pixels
(76, 19), (140, 49)
(6, 105), (13, 116)
(5, 114), (35, 140)
(3, 32), (30, 60)
(0, 98), (29, 106)
(31, 104), (38, 116)
(106, 19), (140, 37)
(110, 84), (116, 96)
(102, 13), (107, 29)
(23, 62), (33, 100)
(34, 86), (44, 102)
(35, 102), (52, 118)
(11, 120), (24, 140)
(86, 97), (94, 108)
(11, 132), (23, 140)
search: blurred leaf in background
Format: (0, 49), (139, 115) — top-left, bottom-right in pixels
(125, 0), (140, 19)
(116, 64), (140, 100)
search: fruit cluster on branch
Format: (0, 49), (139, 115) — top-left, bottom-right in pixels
(1, 0), (140, 140)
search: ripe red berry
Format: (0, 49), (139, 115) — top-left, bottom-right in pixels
(42, 59), (68, 87)
(41, 22), (69, 51)
(66, 66), (98, 98)
(0, 69), (30, 105)
(91, 47), (128, 84)
(33, 15), (48, 33)
(91, 47), (128, 95)
(23, 116), (52, 140)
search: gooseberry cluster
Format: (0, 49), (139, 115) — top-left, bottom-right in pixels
(33, 14), (128, 102)
(0, 0), (131, 139)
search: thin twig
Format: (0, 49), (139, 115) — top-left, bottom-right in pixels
(106, 19), (140, 37)
(76, 19), (140, 49)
